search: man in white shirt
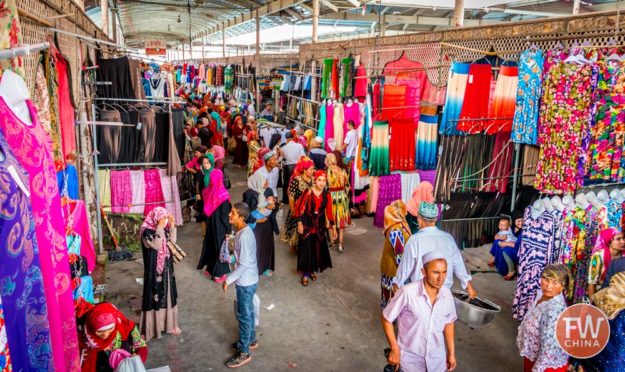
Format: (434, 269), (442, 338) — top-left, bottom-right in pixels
(280, 131), (306, 203)
(258, 124), (274, 148)
(253, 150), (280, 197)
(342, 120), (358, 174)
(393, 202), (478, 299)
(246, 99), (255, 118)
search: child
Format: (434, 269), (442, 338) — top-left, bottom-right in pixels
(495, 217), (517, 244)
(249, 189), (276, 230)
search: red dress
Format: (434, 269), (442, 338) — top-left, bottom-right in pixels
(296, 189), (334, 274)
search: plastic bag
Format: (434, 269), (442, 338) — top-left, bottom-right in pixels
(234, 294), (260, 327)
(219, 236), (231, 263)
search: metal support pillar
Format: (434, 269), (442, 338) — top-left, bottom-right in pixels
(256, 11), (261, 111)
(222, 23), (226, 58)
(573, 0), (581, 15)
(510, 143), (521, 212)
(452, 0), (465, 28)
(310, 0), (319, 103)
(90, 102), (105, 253)
(101, 0), (109, 36)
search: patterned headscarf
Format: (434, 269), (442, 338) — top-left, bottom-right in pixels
(140, 207), (171, 275)
(325, 152), (337, 167)
(406, 182), (434, 217)
(384, 200), (410, 233)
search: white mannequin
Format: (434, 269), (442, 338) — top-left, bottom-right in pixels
(597, 190), (610, 204)
(543, 197), (554, 212)
(531, 199), (545, 219)
(576, 194), (590, 209)
(551, 195), (565, 211)
(562, 194), (576, 210)
(620, 189), (625, 203)
(610, 189), (621, 202)
(0, 70), (32, 125)
(586, 191), (601, 207)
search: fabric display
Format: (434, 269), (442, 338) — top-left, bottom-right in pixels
(369, 120), (390, 176)
(512, 48), (545, 145)
(340, 57), (353, 98)
(383, 53), (446, 106)
(456, 63), (492, 133)
(373, 174), (402, 228)
(512, 196), (625, 321)
(416, 107), (439, 170)
(440, 62), (470, 135)
(99, 167), (183, 225)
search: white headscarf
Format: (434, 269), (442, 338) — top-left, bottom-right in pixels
(248, 172), (268, 208)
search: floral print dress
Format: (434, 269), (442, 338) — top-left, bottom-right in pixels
(281, 176), (312, 247)
(512, 48), (545, 145)
(534, 58), (597, 194)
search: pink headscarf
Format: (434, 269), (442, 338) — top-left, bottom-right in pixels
(211, 145), (225, 162)
(592, 227), (621, 281)
(298, 135), (307, 148)
(203, 169), (231, 217)
(140, 207), (171, 275)
(406, 182), (434, 217)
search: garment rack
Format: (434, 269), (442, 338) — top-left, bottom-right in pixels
(0, 42), (49, 60)
(98, 162), (167, 168)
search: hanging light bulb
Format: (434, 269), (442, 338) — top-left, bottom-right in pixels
(168, 24), (171, 32)
(177, 14), (182, 23)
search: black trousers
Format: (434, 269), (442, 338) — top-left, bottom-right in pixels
(282, 164), (295, 203)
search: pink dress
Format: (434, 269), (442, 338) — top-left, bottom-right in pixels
(0, 97), (80, 371)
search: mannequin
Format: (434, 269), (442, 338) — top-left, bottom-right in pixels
(586, 191), (601, 207)
(551, 195), (565, 211)
(562, 194), (576, 210)
(619, 189), (625, 203)
(575, 193), (590, 209)
(0, 70), (32, 125)
(531, 199), (545, 219)
(610, 189), (621, 202)
(542, 197), (554, 212)
(597, 190), (610, 204)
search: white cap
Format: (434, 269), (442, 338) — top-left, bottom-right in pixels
(423, 250), (447, 265)
(313, 136), (323, 144)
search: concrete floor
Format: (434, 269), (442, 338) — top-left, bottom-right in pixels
(104, 161), (522, 372)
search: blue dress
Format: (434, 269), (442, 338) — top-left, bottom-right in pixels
(588, 311), (625, 371)
(489, 230), (521, 276)
(511, 49), (545, 145)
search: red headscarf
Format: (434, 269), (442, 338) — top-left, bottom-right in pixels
(291, 157), (314, 183)
(78, 302), (136, 372)
(406, 182), (434, 217)
(314, 170), (326, 180)
(592, 227), (621, 282)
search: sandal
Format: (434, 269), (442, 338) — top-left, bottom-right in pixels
(301, 276), (309, 286)
(504, 273), (516, 281)
(310, 272), (318, 281)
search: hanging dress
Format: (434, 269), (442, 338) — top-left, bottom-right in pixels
(327, 165), (351, 229)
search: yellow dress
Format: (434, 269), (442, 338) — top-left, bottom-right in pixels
(326, 165), (351, 228)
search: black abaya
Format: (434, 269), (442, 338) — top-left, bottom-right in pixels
(243, 189), (278, 274)
(197, 202), (232, 278)
(141, 229), (177, 312)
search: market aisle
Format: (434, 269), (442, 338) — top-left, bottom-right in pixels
(104, 160), (522, 371)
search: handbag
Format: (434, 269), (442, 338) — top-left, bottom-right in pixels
(223, 174), (232, 189)
(219, 237), (231, 263)
(167, 241), (187, 263)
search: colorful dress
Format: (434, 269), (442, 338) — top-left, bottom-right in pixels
(281, 176), (312, 247)
(534, 61), (597, 194)
(0, 298), (11, 371)
(0, 97), (80, 371)
(296, 189), (334, 274)
(588, 250), (607, 291)
(369, 120), (390, 176)
(440, 62), (470, 135)
(512, 48), (545, 145)
(606, 199), (623, 229)
(0, 130), (53, 371)
(512, 208), (556, 321)
(326, 165), (351, 229)
(380, 225), (410, 309)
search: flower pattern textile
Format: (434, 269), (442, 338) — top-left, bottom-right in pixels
(512, 208), (556, 321)
(0, 299), (11, 372)
(571, 205), (606, 303)
(512, 49), (545, 145)
(517, 293), (569, 371)
(0, 0), (24, 77)
(0, 97), (80, 371)
(534, 62), (596, 194)
(606, 199), (623, 230)
(0, 131), (53, 371)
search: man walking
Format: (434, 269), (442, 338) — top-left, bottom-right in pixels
(393, 202), (478, 299)
(254, 150), (280, 197)
(280, 131), (306, 203)
(382, 251), (457, 372)
(223, 203), (259, 368)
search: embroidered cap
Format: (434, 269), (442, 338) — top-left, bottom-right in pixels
(263, 150), (276, 162)
(418, 202), (438, 220)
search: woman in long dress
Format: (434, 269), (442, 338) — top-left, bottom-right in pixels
(196, 169), (232, 282)
(296, 170), (337, 286)
(232, 115), (248, 166)
(195, 154), (214, 237)
(140, 207), (181, 342)
(325, 152), (351, 253)
(281, 157), (315, 250)
(243, 172), (279, 276)
(379, 200), (411, 309)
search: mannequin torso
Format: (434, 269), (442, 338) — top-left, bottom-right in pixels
(0, 70), (32, 125)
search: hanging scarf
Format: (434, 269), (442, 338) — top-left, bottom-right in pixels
(384, 200), (410, 234)
(593, 228), (621, 282)
(78, 302), (136, 372)
(141, 207), (171, 275)
(203, 169), (231, 217)
(406, 181), (434, 217)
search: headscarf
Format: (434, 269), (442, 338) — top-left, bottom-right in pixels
(211, 111), (222, 132)
(141, 207), (171, 275)
(201, 153), (215, 189)
(291, 157), (314, 184)
(298, 135), (308, 148)
(325, 152), (337, 167)
(406, 182), (434, 217)
(79, 302), (136, 372)
(314, 169), (326, 180)
(211, 145), (225, 162)
(304, 129), (314, 147)
(541, 263), (573, 300)
(384, 200), (410, 233)
(593, 228), (621, 282)
(203, 169), (231, 217)
(248, 172), (268, 208)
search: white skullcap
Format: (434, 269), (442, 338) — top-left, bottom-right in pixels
(423, 250), (447, 265)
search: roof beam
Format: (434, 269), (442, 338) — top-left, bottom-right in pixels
(320, 0), (338, 12)
(284, 7), (304, 20)
(202, 0), (304, 39)
(345, 0), (360, 8)
(485, 7), (568, 17)
(321, 12), (502, 27)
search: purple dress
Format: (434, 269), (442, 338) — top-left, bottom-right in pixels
(0, 130), (53, 371)
(374, 174), (402, 228)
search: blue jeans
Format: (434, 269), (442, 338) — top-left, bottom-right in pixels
(235, 283), (257, 353)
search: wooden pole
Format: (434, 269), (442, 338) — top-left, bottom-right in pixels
(101, 0), (109, 36)
(572, 0), (581, 15)
(452, 0), (465, 28)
